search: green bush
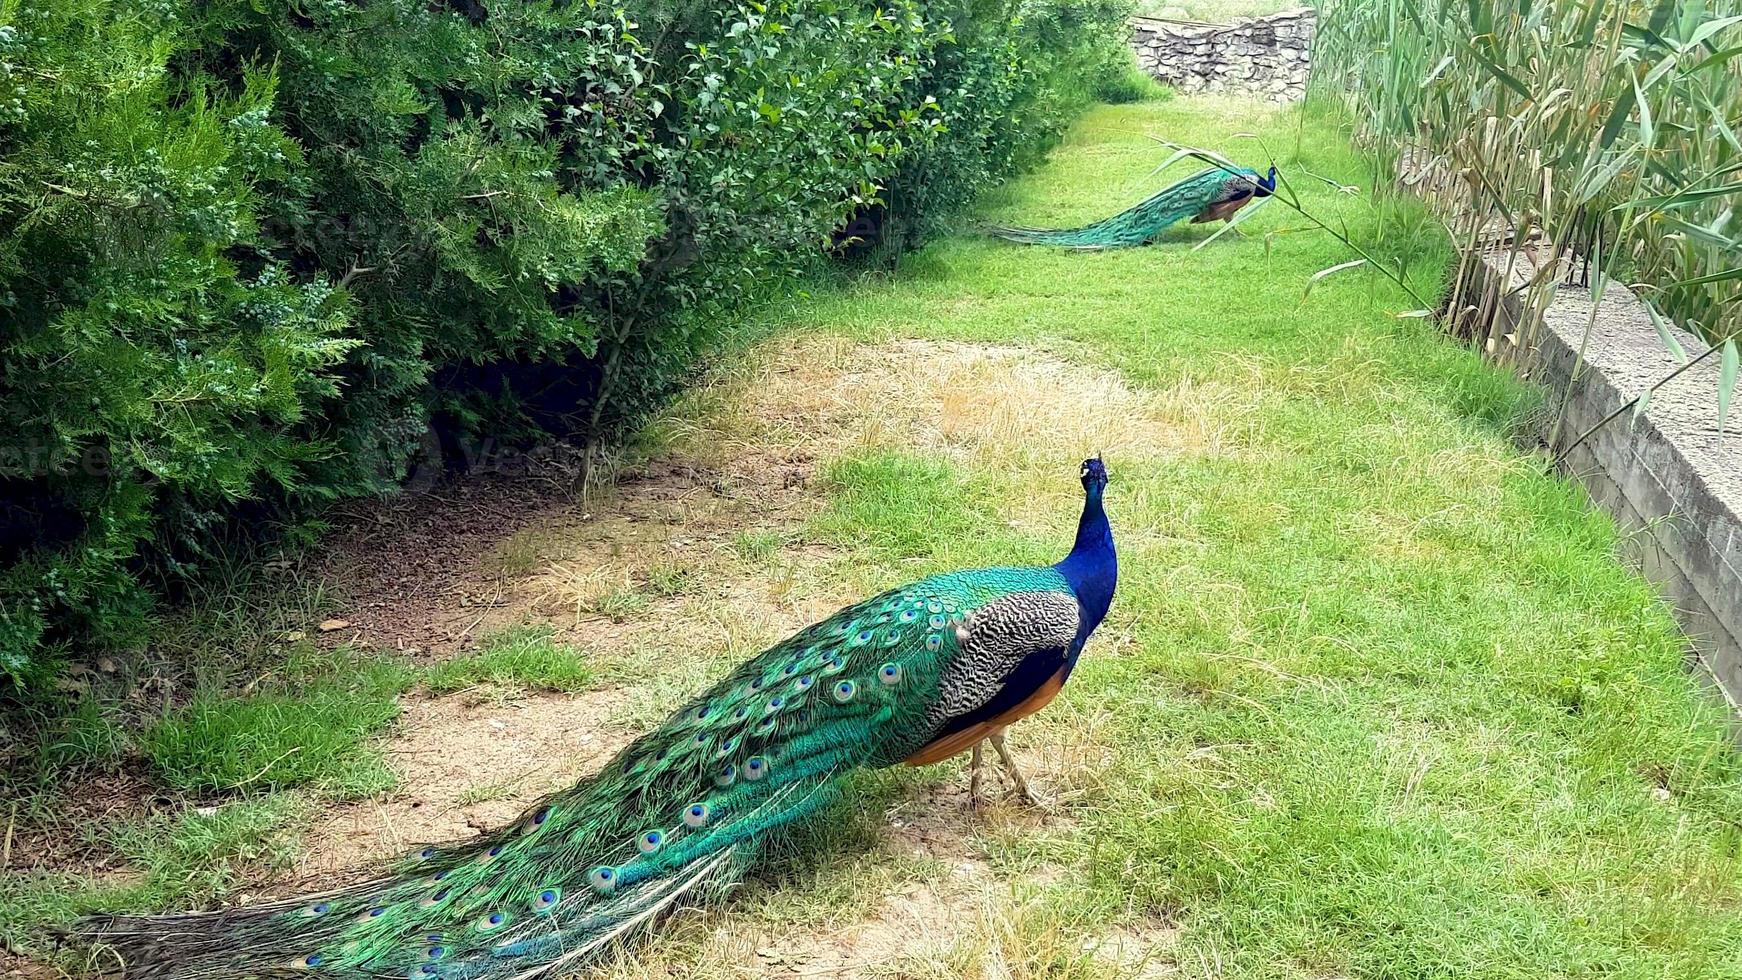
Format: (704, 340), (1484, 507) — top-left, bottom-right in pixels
(1096, 55), (1173, 104)
(0, 0), (1131, 704)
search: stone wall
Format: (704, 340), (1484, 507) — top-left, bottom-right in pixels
(1458, 249), (1742, 717)
(1129, 8), (1315, 102)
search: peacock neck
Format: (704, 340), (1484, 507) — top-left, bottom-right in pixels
(1054, 485), (1116, 643)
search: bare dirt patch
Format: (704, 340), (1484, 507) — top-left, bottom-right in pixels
(259, 688), (633, 898)
(309, 335), (1220, 664)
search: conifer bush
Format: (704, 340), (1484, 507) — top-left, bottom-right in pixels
(0, 0), (1129, 700)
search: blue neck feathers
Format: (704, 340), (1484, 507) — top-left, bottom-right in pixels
(1054, 482), (1116, 646)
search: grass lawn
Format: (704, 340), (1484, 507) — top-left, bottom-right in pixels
(5, 94), (1740, 979)
(715, 94), (1742, 976)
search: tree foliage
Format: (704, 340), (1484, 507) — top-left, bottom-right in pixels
(0, 0), (1130, 695)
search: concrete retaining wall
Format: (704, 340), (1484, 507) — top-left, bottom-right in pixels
(1459, 250), (1742, 712)
(1129, 8), (1315, 102)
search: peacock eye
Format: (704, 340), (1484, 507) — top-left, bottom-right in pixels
(745, 756), (768, 781)
(833, 680), (857, 703)
(879, 663), (903, 685)
(684, 803), (711, 828)
(588, 866), (617, 893)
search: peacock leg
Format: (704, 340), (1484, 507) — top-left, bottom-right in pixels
(989, 731), (1047, 808)
(968, 741), (985, 809)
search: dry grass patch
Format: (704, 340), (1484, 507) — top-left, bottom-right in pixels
(704, 336), (1252, 467)
(268, 689), (630, 896)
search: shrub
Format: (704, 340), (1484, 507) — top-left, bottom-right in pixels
(0, 0), (1132, 710)
(1096, 56), (1173, 104)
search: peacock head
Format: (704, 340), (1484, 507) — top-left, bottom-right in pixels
(1254, 166), (1278, 197)
(1079, 456), (1108, 497)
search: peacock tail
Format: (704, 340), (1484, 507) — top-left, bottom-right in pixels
(74, 461), (1119, 980)
(991, 164), (1278, 249)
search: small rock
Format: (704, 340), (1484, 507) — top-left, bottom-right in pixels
(96, 656), (118, 673)
(319, 618), (351, 632)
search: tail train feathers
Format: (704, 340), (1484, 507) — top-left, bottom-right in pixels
(71, 574), (990, 980)
(75, 769), (844, 980)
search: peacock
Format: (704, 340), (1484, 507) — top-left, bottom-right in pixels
(991, 164), (1278, 249)
(73, 457), (1118, 979)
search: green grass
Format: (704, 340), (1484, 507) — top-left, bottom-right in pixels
(730, 530), (785, 563)
(764, 96), (1742, 977)
(0, 796), (303, 955)
(31, 699), (131, 772)
(140, 649), (413, 798)
(424, 625), (594, 693)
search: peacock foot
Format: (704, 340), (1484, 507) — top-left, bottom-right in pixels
(990, 732), (1055, 813)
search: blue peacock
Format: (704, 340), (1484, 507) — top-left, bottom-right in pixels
(74, 458), (1119, 979)
(991, 164), (1278, 248)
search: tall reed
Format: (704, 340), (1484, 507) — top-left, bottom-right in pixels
(1313, 0), (1742, 353)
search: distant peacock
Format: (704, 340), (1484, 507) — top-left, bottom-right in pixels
(991, 164), (1278, 249)
(74, 458), (1119, 980)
